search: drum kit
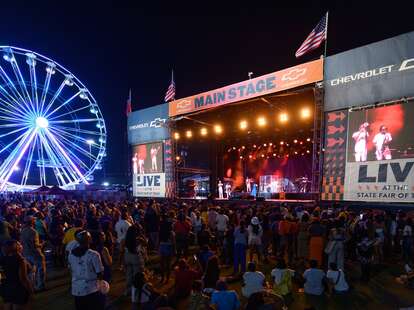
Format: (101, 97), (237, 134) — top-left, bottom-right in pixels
(295, 177), (311, 193)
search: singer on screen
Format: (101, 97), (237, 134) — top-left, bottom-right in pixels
(352, 122), (369, 162)
(373, 125), (392, 160)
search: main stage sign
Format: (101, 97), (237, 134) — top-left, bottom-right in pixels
(133, 173), (166, 197)
(169, 59), (323, 117)
(325, 31), (414, 111)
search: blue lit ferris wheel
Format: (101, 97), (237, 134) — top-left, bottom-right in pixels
(0, 46), (107, 191)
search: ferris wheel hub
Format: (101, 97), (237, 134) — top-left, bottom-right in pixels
(35, 117), (49, 129)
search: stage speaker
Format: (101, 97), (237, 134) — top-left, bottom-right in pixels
(256, 197), (265, 202)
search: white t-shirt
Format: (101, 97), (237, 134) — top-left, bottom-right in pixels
(247, 224), (263, 245)
(216, 214), (229, 232)
(66, 240), (79, 254)
(115, 219), (131, 243)
(241, 271), (265, 298)
(403, 225), (412, 237)
(68, 249), (104, 296)
(303, 268), (325, 295)
(271, 268), (295, 285)
(326, 270), (349, 292)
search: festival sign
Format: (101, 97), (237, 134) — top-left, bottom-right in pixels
(325, 31), (414, 112)
(133, 173), (166, 197)
(169, 59), (323, 117)
(343, 101), (414, 202)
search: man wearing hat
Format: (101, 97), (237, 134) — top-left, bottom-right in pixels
(20, 215), (46, 291)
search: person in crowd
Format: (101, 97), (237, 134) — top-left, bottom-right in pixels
(202, 255), (221, 293)
(241, 261), (265, 298)
(326, 262), (349, 295)
(297, 212), (310, 260)
(216, 208), (229, 246)
(210, 279), (241, 310)
(124, 225), (145, 295)
(247, 217), (263, 263)
(357, 236), (374, 282)
(20, 216), (46, 291)
(92, 231), (113, 283)
(327, 227), (346, 271)
(308, 217), (326, 267)
(208, 207), (218, 232)
(49, 209), (65, 267)
(0, 240), (34, 310)
(131, 271), (158, 310)
(144, 200), (160, 251)
(159, 212), (175, 283)
(188, 280), (209, 310)
(67, 230), (105, 310)
(402, 218), (413, 265)
(271, 258), (294, 298)
(174, 258), (202, 299)
(191, 211), (203, 245)
(174, 211), (192, 260)
(115, 210), (132, 270)
(233, 220), (248, 275)
(303, 259), (326, 296)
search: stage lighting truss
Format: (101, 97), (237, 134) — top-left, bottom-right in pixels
(0, 46), (107, 191)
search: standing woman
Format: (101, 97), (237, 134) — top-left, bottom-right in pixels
(0, 240), (33, 310)
(124, 225), (145, 295)
(159, 212), (175, 283)
(247, 217), (263, 263)
(233, 220), (248, 274)
(308, 217), (326, 267)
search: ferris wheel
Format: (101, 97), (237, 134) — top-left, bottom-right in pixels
(0, 46), (107, 191)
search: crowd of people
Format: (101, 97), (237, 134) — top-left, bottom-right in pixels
(0, 195), (413, 309)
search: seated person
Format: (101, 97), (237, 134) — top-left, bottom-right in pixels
(303, 259), (325, 296)
(211, 280), (241, 310)
(326, 262), (349, 294)
(242, 262), (265, 298)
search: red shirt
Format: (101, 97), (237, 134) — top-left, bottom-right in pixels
(174, 220), (191, 235)
(174, 268), (200, 297)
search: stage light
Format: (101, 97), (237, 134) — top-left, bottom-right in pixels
(294, 139), (298, 144)
(279, 112), (288, 123)
(294, 151), (298, 155)
(253, 144), (257, 148)
(249, 154), (253, 159)
(261, 154), (265, 158)
(263, 143), (267, 147)
(269, 143), (273, 146)
(176, 156), (181, 161)
(102, 182), (109, 187)
(240, 156), (243, 159)
(307, 138), (311, 142)
(174, 132), (180, 140)
(214, 125), (223, 134)
(257, 116), (267, 127)
(307, 150), (310, 153)
(186, 130), (192, 138)
(200, 127), (208, 136)
(280, 141), (284, 145)
(273, 153), (276, 157)
(242, 146), (245, 149)
(239, 120), (248, 130)
(232, 147), (236, 150)
(301, 107), (311, 119)
(300, 141), (303, 145)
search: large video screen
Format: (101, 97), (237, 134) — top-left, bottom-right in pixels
(347, 102), (414, 163)
(131, 142), (163, 174)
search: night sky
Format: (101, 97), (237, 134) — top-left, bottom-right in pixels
(1, 3), (412, 183)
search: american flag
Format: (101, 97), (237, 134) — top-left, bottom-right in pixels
(126, 88), (132, 116)
(295, 13), (328, 58)
(164, 70), (176, 102)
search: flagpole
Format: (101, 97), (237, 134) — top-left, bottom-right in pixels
(324, 11), (329, 58)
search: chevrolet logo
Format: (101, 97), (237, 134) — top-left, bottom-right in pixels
(281, 68), (307, 81)
(150, 118), (166, 128)
(176, 99), (192, 112)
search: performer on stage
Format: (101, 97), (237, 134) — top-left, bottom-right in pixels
(225, 182), (232, 199)
(150, 145), (161, 172)
(194, 182), (198, 199)
(373, 125), (392, 160)
(251, 182), (258, 197)
(218, 180), (224, 199)
(138, 157), (145, 174)
(132, 153), (138, 174)
(246, 177), (251, 193)
(352, 122), (369, 162)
